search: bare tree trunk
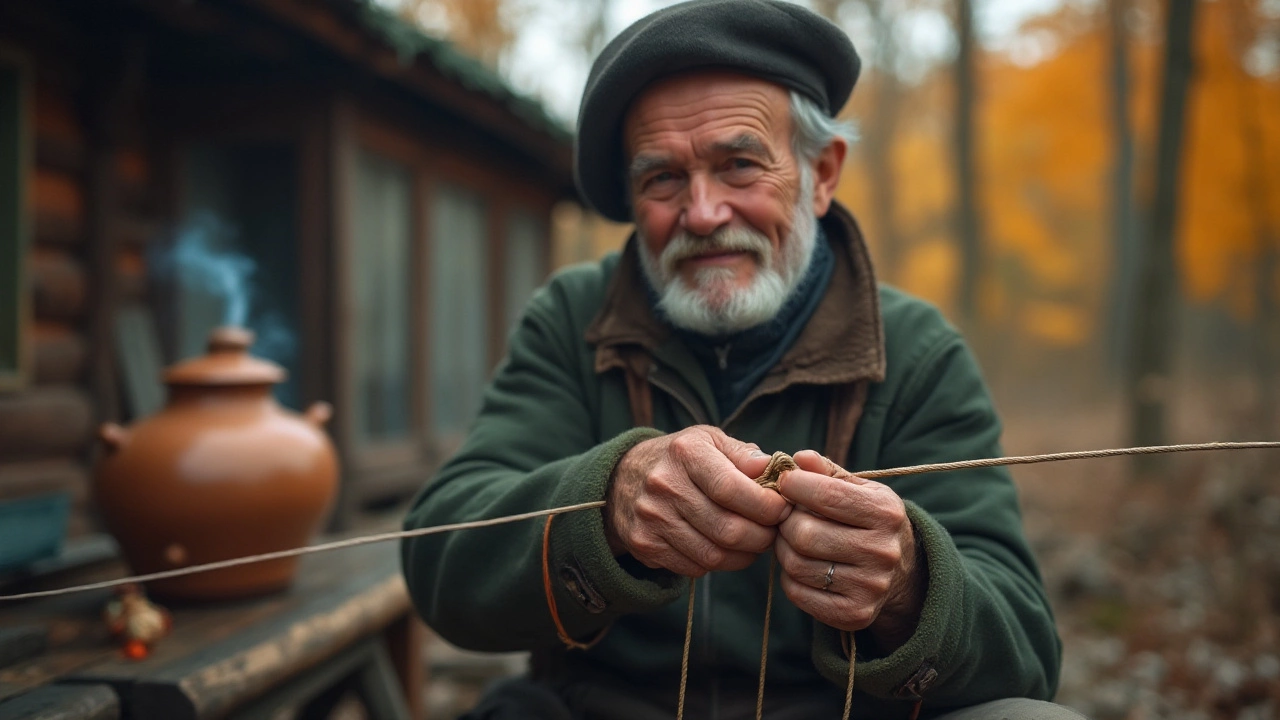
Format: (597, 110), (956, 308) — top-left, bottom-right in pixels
(1129, 0), (1198, 471)
(1230, 4), (1280, 439)
(953, 0), (983, 329)
(863, 0), (905, 281)
(1106, 0), (1139, 384)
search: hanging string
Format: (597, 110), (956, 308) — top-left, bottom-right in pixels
(757, 552), (777, 720)
(753, 452), (796, 720)
(676, 575), (697, 720)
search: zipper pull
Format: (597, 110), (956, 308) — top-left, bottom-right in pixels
(714, 344), (730, 371)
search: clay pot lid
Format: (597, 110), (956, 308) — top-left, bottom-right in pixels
(164, 327), (286, 386)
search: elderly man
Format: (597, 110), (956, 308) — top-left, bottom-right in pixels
(402, 1), (1073, 718)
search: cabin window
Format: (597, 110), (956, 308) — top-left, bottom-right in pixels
(0, 53), (29, 391)
(429, 183), (489, 441)
(503, 208), (547, 334)
(352, 151), (414, 443)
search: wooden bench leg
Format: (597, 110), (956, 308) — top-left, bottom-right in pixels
(353, 642), (411, 720)
(384, 614), (426, 720)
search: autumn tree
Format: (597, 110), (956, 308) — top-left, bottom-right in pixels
(1129, 0), (1198, 463)
(953, 0), (983, 329)
(1106, 0), (1139, 381)
(400, 0), (516, 67)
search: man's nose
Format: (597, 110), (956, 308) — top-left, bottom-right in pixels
(680, 173), (732, 236)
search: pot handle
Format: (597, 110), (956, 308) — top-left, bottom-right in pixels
(99, 423), (131, 453)
(305, 402), (333, 427)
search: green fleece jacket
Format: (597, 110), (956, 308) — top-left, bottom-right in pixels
(401, 205), (1061, 718)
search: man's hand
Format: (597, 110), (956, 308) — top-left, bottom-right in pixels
(775, 450), (925, 651)
(606, 426), (792, 577)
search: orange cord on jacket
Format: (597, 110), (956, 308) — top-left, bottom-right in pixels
(542, 514), (609, 651)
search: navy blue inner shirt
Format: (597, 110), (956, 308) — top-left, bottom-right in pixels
(650, 225), (835, 420)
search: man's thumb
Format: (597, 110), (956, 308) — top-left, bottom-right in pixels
(792, 449), (866, 484)
(715, 433), (772, 479)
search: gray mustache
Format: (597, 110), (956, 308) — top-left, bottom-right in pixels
(659, 227), (773, 275)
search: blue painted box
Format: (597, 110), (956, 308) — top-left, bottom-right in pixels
(0, 492), (71, 573)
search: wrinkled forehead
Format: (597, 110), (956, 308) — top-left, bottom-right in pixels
(622, 71), (793, 158)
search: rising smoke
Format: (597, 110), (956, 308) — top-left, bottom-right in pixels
(151, 213), (296, 365)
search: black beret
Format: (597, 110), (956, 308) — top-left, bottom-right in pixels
(574, 0), (861, 223)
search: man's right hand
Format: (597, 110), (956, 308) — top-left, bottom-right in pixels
(604, 426), (792, 577)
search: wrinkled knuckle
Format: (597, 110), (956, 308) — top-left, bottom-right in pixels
(699, 545), (725, 569)
(846, 606), (876, 629)
(631, 535), (661, 559)
(633, 498), (663, 524)
(685, 564), (709, 579)
(676, 430), (708, 455)
(644, 471), (678, 499)
(715, 517), (747, 548)
(777, 550), (804, 577)
(703, 470), (730, 501)
(816, 483), (847, 513)
(791, 520), (820, 554)
(748, 528), (776, 554)
(881, 500), (908, 527)
(864, 574), (893, 597)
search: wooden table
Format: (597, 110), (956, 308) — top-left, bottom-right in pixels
(0, 538), (425, 720)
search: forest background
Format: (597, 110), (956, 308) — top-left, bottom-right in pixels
(378, 0), (1280, 717)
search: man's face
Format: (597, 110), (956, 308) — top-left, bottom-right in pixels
(624, 72), (817, 335)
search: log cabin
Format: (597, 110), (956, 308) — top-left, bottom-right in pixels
(0, 0), (575, 538)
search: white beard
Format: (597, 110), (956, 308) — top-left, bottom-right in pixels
(638, 168), (818, 336)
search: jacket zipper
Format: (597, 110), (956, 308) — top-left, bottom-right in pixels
(647, 365), (720, 719)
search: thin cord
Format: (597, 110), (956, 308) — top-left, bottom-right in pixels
(0, 500), (606, 602)
(842, 647), (856, 720)
(676, 577), (696, 720)
(857, 441), (1280, 479)
(756, 552), (776, 720)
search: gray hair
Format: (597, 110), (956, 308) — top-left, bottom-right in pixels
(789, 90), (858, 163)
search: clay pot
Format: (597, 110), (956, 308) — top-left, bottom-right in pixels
(94, 327), (338, 600)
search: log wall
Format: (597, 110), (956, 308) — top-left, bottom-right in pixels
(0, 17), (158, 540)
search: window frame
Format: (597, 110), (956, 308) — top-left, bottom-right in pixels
(342, 123), (428, 473)
(340, 111), (557, 473)
(0, 46), (31, 392)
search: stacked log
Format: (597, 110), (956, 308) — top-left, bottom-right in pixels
(0, 73), (156, 540)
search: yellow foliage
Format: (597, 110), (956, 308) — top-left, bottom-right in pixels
(898, 239), (959, 311)
(1020, 301), (1092, 346)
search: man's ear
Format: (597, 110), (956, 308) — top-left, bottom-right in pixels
(809, 136), (848, 217)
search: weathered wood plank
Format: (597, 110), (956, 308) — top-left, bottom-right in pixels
(29, 249), (85, 322)
(71, 542), (410, 720)
(0, 684), (118, 720)
(0, 387), (93, 460)
(32, 323), (85, 386)
(0, 625), (47, 668)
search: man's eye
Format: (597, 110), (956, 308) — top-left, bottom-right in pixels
(727, 158), (757, 171)
(644, 171), (676, 189)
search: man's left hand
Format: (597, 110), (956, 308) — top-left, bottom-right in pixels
(774, 450), (925, 652)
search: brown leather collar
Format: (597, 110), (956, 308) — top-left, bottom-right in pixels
(584, 202), (886, 388)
